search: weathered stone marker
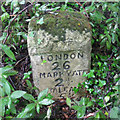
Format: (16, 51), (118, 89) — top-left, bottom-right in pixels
(27, 11), (91, 99)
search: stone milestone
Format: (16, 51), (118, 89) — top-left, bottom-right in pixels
(27, 11), (91, 99)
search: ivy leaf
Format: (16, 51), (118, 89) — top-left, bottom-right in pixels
(11, 90), (26, 99)
(0, 44), (16, 60)
(37, 17), (44, 25)
(76, 106), (86, 118)
(98, 80), (106, 87)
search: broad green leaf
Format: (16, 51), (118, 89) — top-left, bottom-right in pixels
(46, 107), (52, 119)
(95, 112), (100, 118)
(0, 44), (16, 60)
(3, 70), (18, 76)
(0, 87), (5, 97)
(17, 111), (27, 118)
(1, 12), (10, 21)
(110, 107), (118, 118)
(38, 88), (48, 100)
(23, 93), (35, 101)
(66, 97), (71, 108)
(39, 99), (54, 105)
(79, 97), (86, 106)
(37, 17), (44, 25)
(0, 98), (8, 116)
(4, 82), (11, 95)
(8, 97), (12, 109)
(11, 90), (26, 98)
(72, 105), (81, 111)
(36, 104), (40, 114)
(24, 103), (35, 113)
(104, 96), (110, 103)
(76, 106), (86, 118)
(0, 65), (13, 75)
(26, 80), (32, 88)
(87, 101), (93, 107)
(10, 103), (16, 114)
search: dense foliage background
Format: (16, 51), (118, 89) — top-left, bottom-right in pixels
(0, 1), (119, 119)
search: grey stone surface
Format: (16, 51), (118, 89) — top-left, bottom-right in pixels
(27, 11), (91, 99)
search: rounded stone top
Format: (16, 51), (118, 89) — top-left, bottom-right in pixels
(29, 10), (91, 42)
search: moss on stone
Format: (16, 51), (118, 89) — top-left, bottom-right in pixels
(29, 11), (91, 42)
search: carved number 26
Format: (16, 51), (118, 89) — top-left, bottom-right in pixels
(52, 61), (70, 70)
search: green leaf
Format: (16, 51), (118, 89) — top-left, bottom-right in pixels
(106, 18), (114, 23)
(19, 0), (25, 4)
(10, 103), (16, 114)
(104, 96), (110, 103)
(66, 97), (71, 108)
(23, 93), (35, 101)
(4, 82), (11, 95)
(1, 12), (10, 21)
(24, 103), (35, 113)
(0, 65), (13, 75)
(36, 104), (40, 114)
(37, 17), (44, 25)
(72, 105), (81, 111)
(1, 5), (6, 12)
(8, 97), (12, 109)
(13, 7), (20, 14)
(0, 44), (16, 60)
(11, 90), (26, 99)
(95, 112), (100, 118)
(39, 99), (54, 105)
(0, 98), (7, 116)
(76, 106), (86, 118)
(46, 107), (52, 119)
(87, 101), (93, 107)
(3, 70), (18, 76)
(0, 87), (5, 97)
(110, 107), (118, 118)
(98, 80), (106, 87)
(38, 88), (48, 101)
(26, 80), (32, 88)
(79, 97), (86, 106)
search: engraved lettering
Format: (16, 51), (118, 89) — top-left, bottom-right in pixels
(70, 53), (76, 59)
(47, 55), (53, 61)
(40, 73), (45, 78)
